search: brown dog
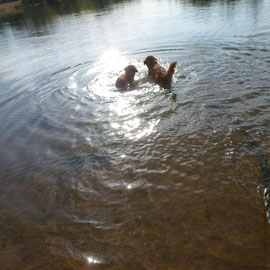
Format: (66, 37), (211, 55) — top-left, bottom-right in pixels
(144, 56), (177, 88)
(115, 65), (138, 89)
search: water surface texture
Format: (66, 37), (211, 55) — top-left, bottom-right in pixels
(1, 0), (270, 269)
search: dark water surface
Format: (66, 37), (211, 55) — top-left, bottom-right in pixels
(1, 0), (270, 269)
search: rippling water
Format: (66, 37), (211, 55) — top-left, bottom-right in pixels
(1, 0), (270, 269)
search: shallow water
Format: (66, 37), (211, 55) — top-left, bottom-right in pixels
(1, 0), (270, 269)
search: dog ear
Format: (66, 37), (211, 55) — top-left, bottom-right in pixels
(144, 56), (157, 66)
(144, 56), (150, 65)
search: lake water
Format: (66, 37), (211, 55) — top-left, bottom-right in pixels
(1, 0), (270, 269)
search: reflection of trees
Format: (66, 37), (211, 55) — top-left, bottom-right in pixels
(182, 0), (240, 6)
(0, 11), (25, 29)
(0, 0), (131, 31)
(45, 0), (123, 11)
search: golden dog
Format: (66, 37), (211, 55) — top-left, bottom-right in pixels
(115, 65), (138, 89)
(144, 56), (177, 88)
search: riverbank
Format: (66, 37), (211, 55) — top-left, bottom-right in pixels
(0, 0), (55, 13)
(0, 0), (22, 12)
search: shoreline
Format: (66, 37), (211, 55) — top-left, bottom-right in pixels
(0, 0), (23, 13)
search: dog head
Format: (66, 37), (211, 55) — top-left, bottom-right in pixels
(124, 65), (138, 77)
(144, 56), (157, 68)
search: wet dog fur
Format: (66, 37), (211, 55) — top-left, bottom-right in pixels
(115, 65), (138, 89)
(144, 56), (177, 88)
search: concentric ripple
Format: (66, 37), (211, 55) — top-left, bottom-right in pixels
(1, 0), (270, 269)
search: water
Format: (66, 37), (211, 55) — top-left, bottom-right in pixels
(1, 0), (270, 268)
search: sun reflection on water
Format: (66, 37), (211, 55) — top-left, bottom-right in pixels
(87, 49), (130, 98)
(86, 49), (160, 141)
(109, 94), (160, 140)
(86, 256), (101, 264)
(99, 49), (127, 71)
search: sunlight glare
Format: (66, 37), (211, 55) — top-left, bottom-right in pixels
(87, 49), (130, 98)
(87, 256), (100, 264)
(100, 49), (127, 71)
